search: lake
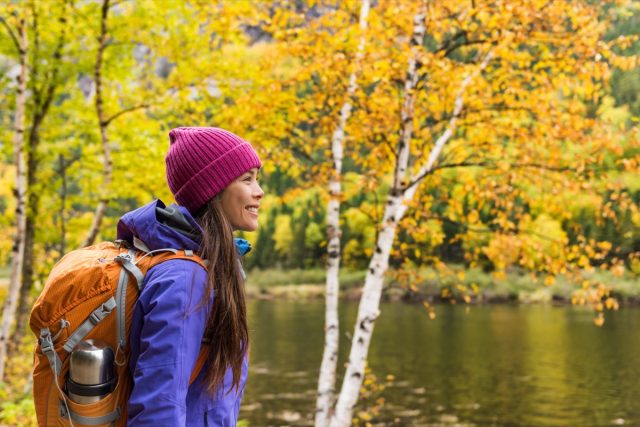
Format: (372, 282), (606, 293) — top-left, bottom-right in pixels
(241, 300), (640, 426)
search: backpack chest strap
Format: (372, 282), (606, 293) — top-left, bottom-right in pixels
(62, 297), (117, 353)
(39, 328), (63, 376)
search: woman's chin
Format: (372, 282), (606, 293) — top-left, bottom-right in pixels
(238, 222), (258, 232)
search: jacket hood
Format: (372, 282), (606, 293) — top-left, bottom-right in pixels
(116, 199), (252, 256)
(117, 199), (201, 251)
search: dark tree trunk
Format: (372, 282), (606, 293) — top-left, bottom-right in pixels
(58, 154), (67, 255)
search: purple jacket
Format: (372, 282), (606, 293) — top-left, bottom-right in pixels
(117, 200), (249, 427)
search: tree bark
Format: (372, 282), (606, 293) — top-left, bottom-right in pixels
(82, 0), (111, 248)
(316, 1), (370, 426)
(58, 155), (68, 255)
(0, 15), (28, 382)
(330, 194), (402, 427)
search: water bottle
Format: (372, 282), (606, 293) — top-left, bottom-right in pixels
(66, 339), (116, 404)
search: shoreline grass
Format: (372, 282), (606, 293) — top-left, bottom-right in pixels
(245, 266), (640, 305)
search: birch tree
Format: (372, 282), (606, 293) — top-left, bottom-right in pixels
(10, 0), (69, 346)
(333, 36), (493, 427)
(316, 1), (370, 425)
(330, 2), (432, 423)
(0, 10), (28, 382)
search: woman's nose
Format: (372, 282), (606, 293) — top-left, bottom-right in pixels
(254, 183), (264, 199)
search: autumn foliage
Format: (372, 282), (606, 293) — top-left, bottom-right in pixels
(0, 0), (639, 424)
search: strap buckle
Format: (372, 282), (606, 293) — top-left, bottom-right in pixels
(40, 329), (54, 353)
(114, 253), (132, 264)
(89, 311), (102, 325)
(90, 301), (115, 325)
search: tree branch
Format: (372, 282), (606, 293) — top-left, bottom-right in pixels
(37, 8), (67, 121)
(29, 2), (41, 105)
(440, 38), (489, 58)
(0, 16), (21, 54)
(406, 49), (494, 193)
(102, 103), (150, 127)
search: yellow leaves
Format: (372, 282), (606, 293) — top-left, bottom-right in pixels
(597, 241), (612, 251)
(483, 234), (521, 271)
(611, 263), (626, 278)
(470, 283), (480, 294)
(571, 275), (619, 328)
(354, 366), (390, 425)
(604, 297), (619, 311)
(356, 411), (372, 422)
(423, 302), (436, 320)
(273, 215), (294, 255)
(467, 210), (480, 224)
(594, 314), (605, 327)
(577, 255), (590, 268)
(492, 270), (507, 281)
(620, 156), (639, 172)
(609, 54), (639, 72)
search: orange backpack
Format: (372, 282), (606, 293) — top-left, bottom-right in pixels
(30, 241), (208, 427)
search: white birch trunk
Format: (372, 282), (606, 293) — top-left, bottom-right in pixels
(82, 0), (111, 248)
(330, 196), (402, 427)
(316, 2), (370, 426)
(0, 18), (28, 382)
(329, 4), (426, 425)
(394, 4), (426, 190)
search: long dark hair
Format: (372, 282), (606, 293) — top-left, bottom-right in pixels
(196, 197), (248, 394)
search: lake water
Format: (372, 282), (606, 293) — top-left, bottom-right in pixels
(241, 300), (640, 426)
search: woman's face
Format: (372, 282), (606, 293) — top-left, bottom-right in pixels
(220, 168), (264, 231)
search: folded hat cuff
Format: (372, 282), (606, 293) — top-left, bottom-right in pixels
(174, 143), (262, 214)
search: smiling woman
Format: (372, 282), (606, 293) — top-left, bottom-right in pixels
(220, 168), (264, 232)
(120, 127), (263, 426)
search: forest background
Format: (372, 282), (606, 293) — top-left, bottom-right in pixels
(0, 0), (639, 425)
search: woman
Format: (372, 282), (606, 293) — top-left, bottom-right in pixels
(116, 127), (263, 426)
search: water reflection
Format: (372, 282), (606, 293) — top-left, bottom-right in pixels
(242, 301), (640, 426)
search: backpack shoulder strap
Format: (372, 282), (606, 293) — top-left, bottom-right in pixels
(138, 249), (209, 386)
(189, 344), (210, 385)
(143, 249), (207, 272)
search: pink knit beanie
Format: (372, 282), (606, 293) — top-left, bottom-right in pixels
(165, 127), (262, 214)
